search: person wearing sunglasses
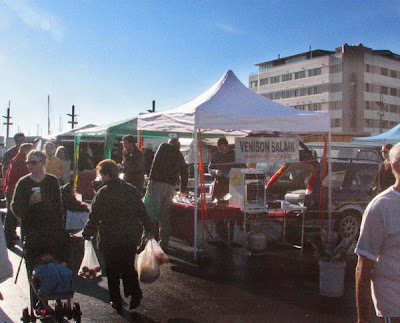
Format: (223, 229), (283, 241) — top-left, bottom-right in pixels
(11, 150), (70, 266)
(379, 144), (395, 192)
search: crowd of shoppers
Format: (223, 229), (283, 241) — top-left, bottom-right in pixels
(5, 133), (399, 320)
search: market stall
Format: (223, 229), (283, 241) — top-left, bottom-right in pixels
(138, 70), (331, 259)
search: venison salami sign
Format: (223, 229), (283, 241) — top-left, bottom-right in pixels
(235, 137), (299, 163)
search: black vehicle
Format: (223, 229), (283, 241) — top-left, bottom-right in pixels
(266, 152), (381, 240)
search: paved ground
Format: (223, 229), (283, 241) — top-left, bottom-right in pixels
(0, 235), (378, 323)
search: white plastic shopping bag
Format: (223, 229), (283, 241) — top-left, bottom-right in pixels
(135, 239), (160, 284)
(151, 239), (169, 266)
(78, 240), (101, 279)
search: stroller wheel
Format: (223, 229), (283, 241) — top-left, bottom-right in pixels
(21, 307), (31, 323)
(72, 303), (82, 323)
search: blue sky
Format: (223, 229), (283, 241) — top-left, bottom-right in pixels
(0, 0), (399, 137)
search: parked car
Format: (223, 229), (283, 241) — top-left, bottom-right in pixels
(266, 154), (381, 240)
(305, 141), (383, 163)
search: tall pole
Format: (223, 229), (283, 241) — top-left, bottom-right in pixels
(3, 101), (13, 139)
(48, 95), (51, 135)
(67, 105), (78, 129)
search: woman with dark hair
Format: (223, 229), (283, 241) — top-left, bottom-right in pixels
(82, 159), (153, 313)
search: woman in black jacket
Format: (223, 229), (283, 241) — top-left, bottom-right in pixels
(82, 159), (153, 313)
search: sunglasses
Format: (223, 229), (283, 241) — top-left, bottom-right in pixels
(26, 160), (43, 166)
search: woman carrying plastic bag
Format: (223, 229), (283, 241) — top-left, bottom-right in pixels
(82, 159), (154, 313)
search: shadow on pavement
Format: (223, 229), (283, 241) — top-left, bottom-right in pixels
(168, 238), (357, 318)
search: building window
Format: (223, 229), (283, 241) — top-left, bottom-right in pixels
(365, 119), (371, 127)
(333, 83), (341, 92)
(309, 103), (322, 111)
(308, 68), (321, 77)
(260, 78), (269, 86)
(295, 71), (306, 79)
(391, 70), (398, 78)
(366, 101), (370, 110)
(381, 67), (388, 76)
(309, 86), (322, 95)
(366, 83), (370, 92)
(333, 64), (342, 73)
(332, 119), (341, 127)
(273, 92), (281, 100)
(270, 76), (280, 84)
(293, 105), (305, 110)
(294, 88), (308, 97)
(282, 73), (292, 82)
(390, 88), (397, 96)
(265, 93), (273, 100)
(381, 86), (388, 95)
(281, 90), (292, 99)
(390, 105), (398, 113)
(285, 56), (306, 64)
(260, 63), (272, 71)
(366, 64), (370, 72)
(334, 102), (341, 110)
(250, 81), (258, 88)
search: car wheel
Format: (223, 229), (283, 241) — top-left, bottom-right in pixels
(336, 211), (360, 240)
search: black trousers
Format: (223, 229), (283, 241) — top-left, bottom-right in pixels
(103, 245), (141, 303)
(4, 191), (18, 244)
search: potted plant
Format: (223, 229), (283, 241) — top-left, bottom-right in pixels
(310, 229), (356, 297)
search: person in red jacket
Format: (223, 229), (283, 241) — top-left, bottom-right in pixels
(4, 143), (34, 248)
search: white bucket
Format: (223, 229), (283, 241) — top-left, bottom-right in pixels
(319, 260), (346, 297)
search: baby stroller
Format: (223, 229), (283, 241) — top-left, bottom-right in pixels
(19, 231), (82, 323)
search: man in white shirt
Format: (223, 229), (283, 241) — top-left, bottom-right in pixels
(355, 142), (400, 322)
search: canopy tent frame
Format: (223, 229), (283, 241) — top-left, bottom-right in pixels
(138, 70), (332, 260)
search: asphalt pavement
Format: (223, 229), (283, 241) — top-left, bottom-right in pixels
(0, 234), (378, 323)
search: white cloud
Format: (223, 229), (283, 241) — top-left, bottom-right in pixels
(215, 23), (243, 35)
(3, 0), (64, 41)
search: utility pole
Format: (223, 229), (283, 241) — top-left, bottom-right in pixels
(67, 105), (78, 129)
(147, 100), (156, 113)
(3, 100), (13, 138)
(47, 95), (51, 135)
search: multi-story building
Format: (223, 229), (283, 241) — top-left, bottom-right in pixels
(249, 43), (400, 135)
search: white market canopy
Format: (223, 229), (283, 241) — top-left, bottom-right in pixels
(352, 123), (400, 145)
(138, 70), (330, 134)
(138, 69), (331, 260)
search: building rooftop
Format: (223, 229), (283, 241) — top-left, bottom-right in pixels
(255, 44), (400, 67)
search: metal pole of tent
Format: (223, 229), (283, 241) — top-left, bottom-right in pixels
(193, 128), (199, 261)
(138, 130), (142, 150)
(327, 131), (332, 243)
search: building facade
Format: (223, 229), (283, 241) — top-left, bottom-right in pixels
(249, 43), (400, 135)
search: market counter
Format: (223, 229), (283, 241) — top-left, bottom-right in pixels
(170, 201), (242, 246)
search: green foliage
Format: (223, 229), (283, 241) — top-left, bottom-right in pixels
(310, 228), (356, 263)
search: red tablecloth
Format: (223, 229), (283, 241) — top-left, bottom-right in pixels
(170, 202), (242, 245)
